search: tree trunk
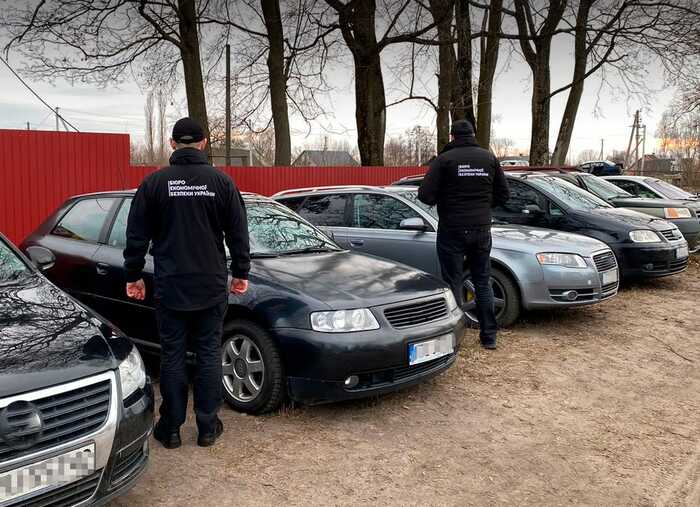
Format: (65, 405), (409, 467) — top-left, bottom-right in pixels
(261, 0), (292, 166)
(429, 0), (456, 151)
(342, 0), (385, 166)
(177, 0), (210, 156)
(551, 0), (593, 165)
(529, 47), (552, 165)
(454, 0), (475, 128)
(475, 0), (502, 149)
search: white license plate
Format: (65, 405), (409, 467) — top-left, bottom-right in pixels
(601, 269), (618, 285)
(408, 334), (454, 366)
(676, 245), (689, 259)
(0, 444), (95, 503)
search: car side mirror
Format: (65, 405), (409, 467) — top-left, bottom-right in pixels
(522, 204), (544, 216)
(399, 217), (429, 232)
(26, 246), (56, 272)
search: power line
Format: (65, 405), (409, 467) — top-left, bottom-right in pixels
(0, 55), (80, 132)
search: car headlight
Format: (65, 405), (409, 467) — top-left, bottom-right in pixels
(118, 347), (146, 400)
(536, 252), (587, 268)
(310, 309), (380, 333)
(445, 289), (459, 312)
(664, 208), (692, 219)
(629, 230), (661, 243)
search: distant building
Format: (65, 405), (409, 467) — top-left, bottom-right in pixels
(210, 146), (265, 167)
(293, 150), (359, 167)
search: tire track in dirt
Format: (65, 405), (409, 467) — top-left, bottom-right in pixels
(656, 438), (700, 506)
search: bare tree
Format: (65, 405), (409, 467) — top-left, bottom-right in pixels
(475, 0), (503, 149)
(157, 90), (169, 163)
(490, 137), (514, 159)
(144, 91), (156, 163)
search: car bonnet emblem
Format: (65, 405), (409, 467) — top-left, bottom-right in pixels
(0, 400), (44, 451)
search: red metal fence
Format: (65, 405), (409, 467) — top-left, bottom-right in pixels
(0, 130), (425, 244)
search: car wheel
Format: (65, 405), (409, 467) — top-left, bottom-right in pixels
(461, 267), (521, 328)
(221, 319), (285, 415)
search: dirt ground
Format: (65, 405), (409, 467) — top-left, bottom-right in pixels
(112, 259), (700, 507)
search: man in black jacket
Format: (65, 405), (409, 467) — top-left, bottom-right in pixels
(418, 120), (509, 349)
(124, 118), (250, 448)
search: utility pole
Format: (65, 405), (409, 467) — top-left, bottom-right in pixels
(599, 138), (604, 160)
(640, 125), (647, 176)
(415, 126), (422, 165)
(26, 122), (30, 130)
(55, 107), (60, 131)
(225, 43), (231, 168)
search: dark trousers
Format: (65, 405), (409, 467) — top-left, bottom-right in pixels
(155, 301), (227, 434)
(437, 227), (498, 343)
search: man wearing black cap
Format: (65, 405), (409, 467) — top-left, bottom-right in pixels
(124, 117), (250, 447)
(418, 120), (509, 349)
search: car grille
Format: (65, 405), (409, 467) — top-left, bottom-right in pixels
(601, 282), (618, 298)
(660, 229), (682, 241)
(593, 251), (617, 272)
(0, 380), (111, 463)
(10, 471), (102, 507)
(650, 258), (688, 273)
(384, 297), (448, 329)
(111, 440), (147, 486)
(349, 354), (455, 391)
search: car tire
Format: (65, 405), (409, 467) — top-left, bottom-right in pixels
(461, 267), (521, 328)
(221, 319), (285, 415)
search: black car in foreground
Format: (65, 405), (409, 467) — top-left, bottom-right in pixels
(21, 192), (465, 414)
(393, 173), (689, 278)
(0, 233), (153, 506)
(545, 171), (700, 253)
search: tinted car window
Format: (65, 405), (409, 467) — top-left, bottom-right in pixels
(108, 198), (132, 249)
(580, 174), (632, 199)
(0, 238), (30, 282)
(527, 177), (610, 211)
(297, 194), (349, 226)
(610, 180), (641, 196)
(353, 194), (419, 229)
(494, 180), (546, 215)
(52, 198), (117, 242)
(279, 196), (306, 212)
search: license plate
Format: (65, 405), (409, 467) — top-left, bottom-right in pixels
(408, 334), (454, 366)
(0, 444), (95, 503)
(601, 269), (618, 285)
(676, 245), (689, 259)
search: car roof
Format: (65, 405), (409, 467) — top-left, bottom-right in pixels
(65, 189), (270, 202)
(603, 175), (655, 182)
(273, 185), (415, 198)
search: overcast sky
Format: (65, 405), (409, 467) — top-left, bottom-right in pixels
(0, 37), (675, 161)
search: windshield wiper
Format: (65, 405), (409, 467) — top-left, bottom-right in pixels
(278, 246), (338, 256)
(250, 252), (280, 259)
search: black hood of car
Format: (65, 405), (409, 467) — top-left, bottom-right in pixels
(572, 207), (675, 233)
(608, 196), (696, 210)
(0, 273), (130, 398)
(250, 250), (447, 309)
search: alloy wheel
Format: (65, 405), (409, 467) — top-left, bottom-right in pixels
(222, 334), (265, 402)
(461, 277), (507, 323)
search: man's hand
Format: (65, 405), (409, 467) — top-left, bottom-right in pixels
(230, 278), (249, 295)
(126, 279), (146, 300)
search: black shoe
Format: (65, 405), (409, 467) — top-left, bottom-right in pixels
(197, 418), (224, 447)
(153, 420), (181, 449)
(480, 339), (497, 350)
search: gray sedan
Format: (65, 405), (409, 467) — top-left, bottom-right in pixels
(274, 186), (619, 327)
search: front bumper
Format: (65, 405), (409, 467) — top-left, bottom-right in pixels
(273, 301), (466, 405)
(0, 372), (154, 506)
(613, 240), (689, 278)
(670, 218), (700, 253)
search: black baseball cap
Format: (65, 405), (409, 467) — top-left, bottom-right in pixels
(172, 117), (205, 143)
(450, 120), (475, 137)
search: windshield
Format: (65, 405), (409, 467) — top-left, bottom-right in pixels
(528, 176), (612, 211)
(0, 239), (31, 283)
(647, 179), (695, 200)
(580, 174), (633, 199)
(399, 190), (438, 220)
(246, 201), (341, 256)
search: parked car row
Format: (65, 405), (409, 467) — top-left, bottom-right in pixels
(2, 169), (695, 506)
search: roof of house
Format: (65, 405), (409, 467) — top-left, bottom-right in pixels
(293, 150), (359, 167)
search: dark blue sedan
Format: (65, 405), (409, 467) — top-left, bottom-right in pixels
(21, 192), (465, 414)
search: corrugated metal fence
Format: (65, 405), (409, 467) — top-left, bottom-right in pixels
(0, 130), (424, 244)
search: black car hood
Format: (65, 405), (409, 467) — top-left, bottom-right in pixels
(251, 251), (446, 309)
(0, 274), (126, 398)
(579, 207), (674, 232)
(608, 196), (694, 209)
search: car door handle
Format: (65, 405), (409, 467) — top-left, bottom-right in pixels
(350, 239), (364, 247)
(95, 263), (109, 275)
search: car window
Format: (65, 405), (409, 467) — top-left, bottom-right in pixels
(296, 194), (349, 227)
(494, 180), (546, 215)
(0, 238), (30, 283)
(352, 194), (420, 229)
(52, 198), (117, 242)
(527, 177), (611, 211)
(399, 190), (438, 220)
(647, 179), (693, 199)
(278, 196), (306, 212)
(107, 198), (132, 249)
(247, 201), (340, 255)
(632, 183), (659, 199)
(580, 174), (632, 199)
(610, 180), (640, 196)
